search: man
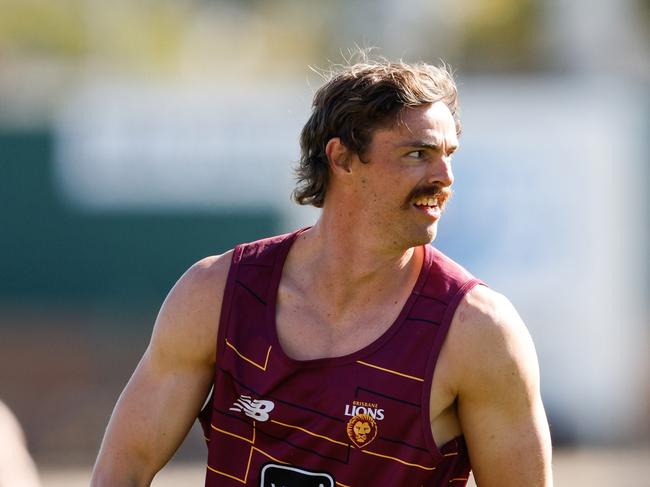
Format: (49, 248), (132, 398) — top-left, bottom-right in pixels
(92, 58), (552, 486)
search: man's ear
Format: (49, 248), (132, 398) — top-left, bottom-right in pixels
(325, 137), (353, 176)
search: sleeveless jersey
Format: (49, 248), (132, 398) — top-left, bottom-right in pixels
(198, 229), (481, 486)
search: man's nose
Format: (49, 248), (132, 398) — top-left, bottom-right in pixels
(427, 156), (454, 187)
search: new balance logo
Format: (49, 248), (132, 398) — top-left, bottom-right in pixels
(229, 395), (275, 422)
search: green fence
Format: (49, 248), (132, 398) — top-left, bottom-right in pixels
(0, 130), (280, 310)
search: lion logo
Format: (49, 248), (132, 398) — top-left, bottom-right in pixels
(346, 413), (377, 448)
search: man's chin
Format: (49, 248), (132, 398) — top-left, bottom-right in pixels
(405, 223), (438, 248)
(424, 226), (438, 245)
(423, 221), (439, 243)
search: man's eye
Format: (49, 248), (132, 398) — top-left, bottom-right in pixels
(407, 150), (425, 159)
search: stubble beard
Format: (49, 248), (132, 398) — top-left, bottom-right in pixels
(412, 221), (439, 247)
(385, 215), (439, 253)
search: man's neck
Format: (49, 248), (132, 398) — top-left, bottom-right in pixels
(285, 216), (422, 315)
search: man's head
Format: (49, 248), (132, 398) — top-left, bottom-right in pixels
(293, 58), (460, 209)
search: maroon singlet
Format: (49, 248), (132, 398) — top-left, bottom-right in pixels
(199, 229), (481, 486)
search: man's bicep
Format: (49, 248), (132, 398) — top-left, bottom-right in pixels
(455, 288), (552, 487)
(459, 375), (551, 486)
(92, 253), (231, 485)
(96, 347), (214, 482)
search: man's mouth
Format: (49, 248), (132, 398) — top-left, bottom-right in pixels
(404, 185), (452, 216)
(412, 195), (441, 210)
(409, 187), (452, 219)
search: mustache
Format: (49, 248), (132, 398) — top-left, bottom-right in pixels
(403, 184), (453, 209)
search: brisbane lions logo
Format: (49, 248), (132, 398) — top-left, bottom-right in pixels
(346, 413), (377, 448)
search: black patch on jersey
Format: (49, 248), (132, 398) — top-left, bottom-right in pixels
(259, 463), (335, 487)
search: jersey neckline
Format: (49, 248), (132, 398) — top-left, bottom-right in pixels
(265, 227), (434, 368)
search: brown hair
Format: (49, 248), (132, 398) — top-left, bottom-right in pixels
(293, 58), (460, 207)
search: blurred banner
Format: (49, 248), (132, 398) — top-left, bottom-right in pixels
(53, 82), (309, 212)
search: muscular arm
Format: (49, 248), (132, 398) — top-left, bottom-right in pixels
(451, 286), (552, 486)
(91, 252), (232, 486)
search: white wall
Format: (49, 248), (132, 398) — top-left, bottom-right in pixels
(439, 76), (648, 442)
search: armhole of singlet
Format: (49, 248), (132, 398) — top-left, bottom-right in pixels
(215, 244), (244, 362)
(420, 277), (483, 459)
(199, 245), (243, 420)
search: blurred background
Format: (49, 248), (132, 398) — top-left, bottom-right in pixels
(0, 0), (648, 485)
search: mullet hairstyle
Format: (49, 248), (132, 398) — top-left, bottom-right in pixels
(293, 59), (461, 208)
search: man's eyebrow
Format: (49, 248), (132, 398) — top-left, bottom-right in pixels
(398, 140), (459, 152)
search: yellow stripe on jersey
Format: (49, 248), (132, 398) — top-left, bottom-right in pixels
(270, 419), (349, 447)
(226, 339), (272, 371)
(251, 446), (289, 465)
(356, 360), (424, 382)
(207, 446), (288, 484)
(206, 446), (254, 484)
(211, 423), (255, 444)
(361, 449), (436, 470)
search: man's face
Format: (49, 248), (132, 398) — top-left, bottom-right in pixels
(351, 101), (458, 249)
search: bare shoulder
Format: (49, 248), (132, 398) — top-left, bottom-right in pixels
(150, 250), (234, 367)
(444, 288), (552, 485)
(166, 251), (233, 306)
(445, 284), (540, 398)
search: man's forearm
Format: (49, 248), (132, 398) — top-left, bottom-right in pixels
(90, 455), (154, 487)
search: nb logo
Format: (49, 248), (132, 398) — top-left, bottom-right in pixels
(229, 395), (275, 422)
